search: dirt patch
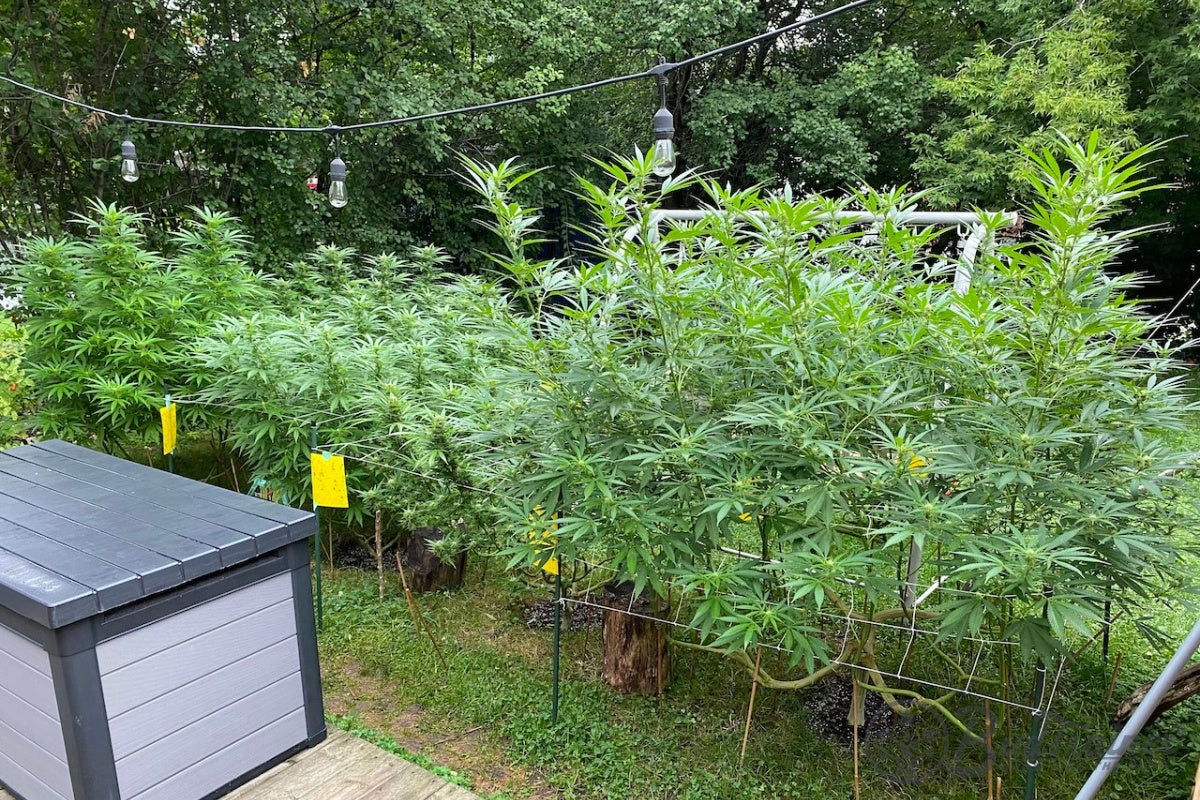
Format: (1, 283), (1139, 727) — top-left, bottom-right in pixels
(803, 677), (902, 744)
(324, 658), (559, 799)
(522, 598), (603, 631)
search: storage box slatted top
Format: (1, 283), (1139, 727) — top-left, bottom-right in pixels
(0, 440), (325, 800)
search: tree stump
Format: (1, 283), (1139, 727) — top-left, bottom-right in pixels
(403, 527), (467, 592)
(601, 582), (670, 695)
(1112, 661), (1200, 728)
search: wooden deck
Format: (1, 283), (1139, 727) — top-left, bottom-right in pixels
(0, 728), (481, 800)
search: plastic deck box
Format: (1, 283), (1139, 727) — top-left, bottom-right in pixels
(0, 440), (325, 800)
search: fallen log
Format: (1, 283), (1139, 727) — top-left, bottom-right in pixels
(1112, 661), (1200, 727)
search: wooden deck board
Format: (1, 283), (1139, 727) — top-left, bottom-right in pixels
(0, 728), (481, 800)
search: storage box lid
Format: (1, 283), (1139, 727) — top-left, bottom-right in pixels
(0, 440), (317, 629)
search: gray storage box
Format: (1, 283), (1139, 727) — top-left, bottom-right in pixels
(0, 440), (325, 800)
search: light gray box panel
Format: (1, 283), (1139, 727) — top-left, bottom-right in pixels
(0, 750), (69, 800)
(0, 623), (70, 800)
(126, 708), (308, 800)
(108, 635), (301, 759)
(0, 719), (72, 799)
(114, 672), (304, 798)
(0, 682), (69, 762)
(98, 597), (297, 717)
(96, 573), (293, 675)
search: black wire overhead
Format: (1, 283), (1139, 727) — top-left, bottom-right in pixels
(0, 0), (878, 135)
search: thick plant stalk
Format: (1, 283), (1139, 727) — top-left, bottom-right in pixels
(670, 638), (851, 690)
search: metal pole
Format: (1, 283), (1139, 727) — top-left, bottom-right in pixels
(1024, 656), (1048, 800)
(551, 568), (562, 725)
(1025, 590), (1052, 800)
(1074, 615), (1200, 800)
(165, 393), (174, 475)
(310, 424), (323, 632)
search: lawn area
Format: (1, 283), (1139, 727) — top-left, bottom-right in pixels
(316, 553), (1200, 800)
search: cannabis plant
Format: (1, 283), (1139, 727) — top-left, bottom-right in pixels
(13, 202), (264, 451)
(192, 246), (502, 553)
(460, 137), (1196, 728)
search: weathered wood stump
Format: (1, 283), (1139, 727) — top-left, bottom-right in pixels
(403, 527), (467, 592)
(1113, 661), (1200, 728)
(601, 582), (670, 695)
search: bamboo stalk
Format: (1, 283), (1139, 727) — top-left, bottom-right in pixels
(1106, 651), (1124, 705)
(1191, 757), (1200, 800)
(853, 678), (861, 800)
(396, 552), (449, 670)
(375, 509), (385, 601)
(986, 698), (994, 800)
(738, 645), (763, 770)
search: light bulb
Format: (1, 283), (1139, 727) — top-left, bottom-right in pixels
(328, 156), (347, 208)
(651, 104), (676, 178)
(652, 138), (676, 178)
(120, 139), (139, 183)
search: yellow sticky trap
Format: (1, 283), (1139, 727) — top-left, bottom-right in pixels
(310, 452), (349, 508)
(528, 506), (559, 574)
(907, 454), (929, 478)
(160, 403), (177, 455)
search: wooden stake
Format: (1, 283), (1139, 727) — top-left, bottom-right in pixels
(1106, 651), (1124, 705)
(375, 510), (385, 601)
(852, 679), (861, 800)
(738, 645), (763, 770)
(1191, 756), (1200, 800)
(985, 698), (994, 800)
(396, 552), (449, 670)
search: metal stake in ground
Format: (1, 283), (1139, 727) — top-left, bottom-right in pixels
(551, 567), (563, 725)
(1024, 588), (1052, 800)
(310, 424), (323, 631)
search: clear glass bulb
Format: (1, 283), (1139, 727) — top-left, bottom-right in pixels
(120, 158), (140, 183)
(119, 139), (139, 183)
(652, 138), (676, 178)
(328, 180), (347, 208)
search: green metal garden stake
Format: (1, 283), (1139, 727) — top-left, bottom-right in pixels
(1024, 589), (1052, 800)
(310, 424), (323, 632)
(551, 568), (562, 725)
(163, 385), (174, 474)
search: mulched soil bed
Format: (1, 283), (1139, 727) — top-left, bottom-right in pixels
(522, 597), (604, 631)
(804, 677), (901, 744)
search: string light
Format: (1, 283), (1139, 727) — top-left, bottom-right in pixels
(119, 114), (138, 183)
(649, 61), (676, 178)
(328, 132), (347, 208)
(0, 0), (878, 205)
(119, 139), (139, 183)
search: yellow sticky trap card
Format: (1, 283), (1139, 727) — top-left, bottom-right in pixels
(310, 452), (349, 508)
(160, 403), (178, 455)
(528, 506), (559, 574)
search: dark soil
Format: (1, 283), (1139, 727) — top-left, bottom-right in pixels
(804, 677), (902, 744)
(523, 597), (604, 631)
(333, 541), (402, 571)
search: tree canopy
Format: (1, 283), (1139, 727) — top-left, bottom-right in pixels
(3, 0), (1199, 309)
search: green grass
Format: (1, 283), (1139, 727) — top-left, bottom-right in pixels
(317, 562), (1200, 800)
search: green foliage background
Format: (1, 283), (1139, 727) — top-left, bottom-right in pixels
(3, 0), (1200, 311)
